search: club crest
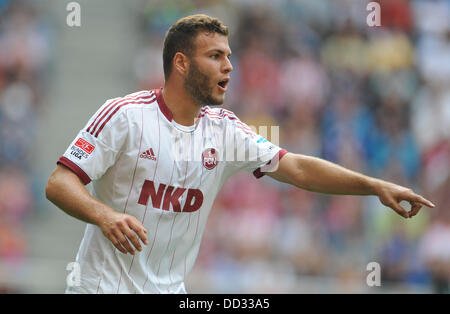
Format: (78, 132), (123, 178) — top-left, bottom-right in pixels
(202, 148), (218, 170)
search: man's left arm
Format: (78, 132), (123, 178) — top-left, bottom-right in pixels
(266, 152), (435, 218)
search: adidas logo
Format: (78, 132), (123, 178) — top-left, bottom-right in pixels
(140, 148), (156, 161)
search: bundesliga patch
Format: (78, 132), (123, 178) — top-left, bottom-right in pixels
(75, 138), (95, 154)
(70, 145), (90, 160)
(70, 138), (95, 160)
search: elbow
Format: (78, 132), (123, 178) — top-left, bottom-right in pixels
(273, 153), (308, 189)
(45, 174), (58, 203)
(45, 178), (53, 202)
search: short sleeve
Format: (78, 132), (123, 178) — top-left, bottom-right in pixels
(223, 118), (288, 179)
(57, 99), (128, 184)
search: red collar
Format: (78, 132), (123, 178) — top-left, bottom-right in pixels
(155, 88), (173, 122)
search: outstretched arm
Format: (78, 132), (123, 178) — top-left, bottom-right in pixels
(46, 164), (148, 254)
(267, 153), (435, 218)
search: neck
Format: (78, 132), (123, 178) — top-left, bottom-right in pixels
(162, 81), (202, 126)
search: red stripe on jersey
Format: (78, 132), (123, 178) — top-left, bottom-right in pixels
(199, 109), (255, 136)
(198, 113), (221, 119)
(94, 96), (156, 137)
(236, 122), (255, 132)
(88, 92), (154, 135)
(201, 107), (234, 115)
(198, 113), (255, 137)
(222, 113), (237, 120)
(221, 108), (235, 115)
(236, 121), (253, 131)
(140, 110), (162, 292)
(221, 111), (253, 132)
(142, 213), (162, 291)
(222, 113), (238, 120)
(86, 97), (121, 133)
(96, 278), (102, 294)
(87, 91), (149, 133)
(219, 113), (254, 132)
(205, 108), (238, 121)
(220, 108), (237, 116)
(201, 107), (217, 113)
(199, 110), (250, 129)
(199, 113), (219, 119)
(156, 213), (178, 287)
(90, 93), (154, 136)
(57, 156), (91, 184)
(168, 143), (191, 290)
(200, 107), (220, 115)
(200, 107), (212, 113)
(202, 113), (222, 119)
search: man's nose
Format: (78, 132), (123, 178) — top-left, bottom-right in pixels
(223, 58), (233, 73)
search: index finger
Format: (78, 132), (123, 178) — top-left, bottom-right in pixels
(409, 194), (435, 208)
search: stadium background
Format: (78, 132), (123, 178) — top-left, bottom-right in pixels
(0, 0), (449, 293)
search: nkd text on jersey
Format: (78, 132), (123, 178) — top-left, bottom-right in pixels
(138, 180), (203, 213)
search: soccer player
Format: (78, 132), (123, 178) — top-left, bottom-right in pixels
(46, 14), (435, 294)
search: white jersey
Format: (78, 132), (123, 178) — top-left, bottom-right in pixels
(58, 88), (287, 294)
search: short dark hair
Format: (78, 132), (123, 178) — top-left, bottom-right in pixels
(163, 14), (229, 79)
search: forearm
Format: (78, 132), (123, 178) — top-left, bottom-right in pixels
(287, 154), (381, 196)
(46, 166), (112, 226)
(269, 152), (434, 218)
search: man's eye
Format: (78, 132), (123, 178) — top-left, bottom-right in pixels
(211, 54), (219, 59)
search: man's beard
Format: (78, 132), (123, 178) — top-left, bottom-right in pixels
(184, 60), (223, 107)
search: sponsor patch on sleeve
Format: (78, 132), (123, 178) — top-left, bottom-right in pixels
(75, 138), (95, 154)
(70, 138), (95, 160)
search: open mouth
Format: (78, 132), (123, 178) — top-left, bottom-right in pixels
(217, 78), (229, 90)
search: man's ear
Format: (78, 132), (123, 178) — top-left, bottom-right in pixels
(173, 52), (189, 76)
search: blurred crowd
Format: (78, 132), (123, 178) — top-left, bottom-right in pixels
(134, 0), (450, 293)
(0, 1), (51, 292)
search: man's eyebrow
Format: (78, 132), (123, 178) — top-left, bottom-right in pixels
(207, 49), (232, 56)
